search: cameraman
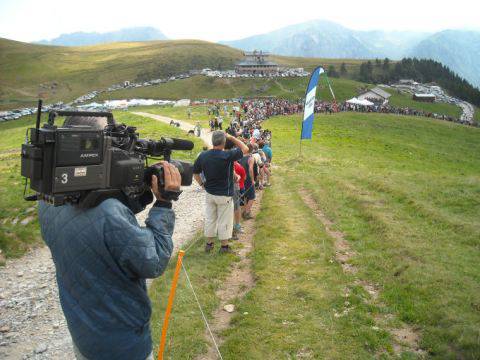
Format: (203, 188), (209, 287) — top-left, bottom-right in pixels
(38, 162), (181, 360)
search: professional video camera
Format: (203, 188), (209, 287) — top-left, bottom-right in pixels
(21, 101), (194, 211)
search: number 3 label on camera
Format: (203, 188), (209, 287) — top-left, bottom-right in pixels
(59, 167), (87, 185)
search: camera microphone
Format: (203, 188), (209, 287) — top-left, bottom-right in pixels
(162, 137), (194, 151)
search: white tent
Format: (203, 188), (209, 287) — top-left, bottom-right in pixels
(346, 97), (374, 106)
(359, 99), (374, 106)
(104, 100), (129, 109)
(103, 99), (174, 109)
(174, 99), (191, 107)
(77, 102), (105, 109)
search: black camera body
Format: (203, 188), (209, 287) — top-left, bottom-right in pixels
(21, 104), (194, 209)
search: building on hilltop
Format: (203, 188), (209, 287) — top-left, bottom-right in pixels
(358, 86), (391, 104)
(235, 50), (279, 75)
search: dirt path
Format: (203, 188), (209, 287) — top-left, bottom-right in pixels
(196, 191), (262, 360)
(459, 101), (475, 124)
(132, 111), (212, 147)
(0, 114), (211, 360)
(274, 80), (293, 95)
(134, 110), (262, 359)
(298, 188), (425, 357)
(133, 111), (263, 359)
(0, 184), (205, 359)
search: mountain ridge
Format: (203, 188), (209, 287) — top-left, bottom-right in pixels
(222, 20), (480, 88)
(409, 30), (480, 89)
(221, 20), (429, 59)
(35, 26), (168, 46)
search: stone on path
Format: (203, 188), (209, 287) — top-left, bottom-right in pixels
(20, 216), (35, 226)
(223, 304), (235, 313)
(34, 343), (48, 354)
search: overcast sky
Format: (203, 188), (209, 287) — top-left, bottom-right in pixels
(1, 0), (479, 42)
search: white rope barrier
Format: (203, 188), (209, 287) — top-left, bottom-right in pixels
(181, 262), (224, 360)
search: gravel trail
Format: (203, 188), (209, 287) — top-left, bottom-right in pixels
(131, 112), (213, 146)
(0, 113), (209, 359)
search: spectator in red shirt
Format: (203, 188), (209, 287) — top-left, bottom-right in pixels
(222, 137), (248, 240)
(235, 161), (246, 191)
(233, 161), (246, 237)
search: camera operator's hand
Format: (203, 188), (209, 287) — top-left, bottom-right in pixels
(151, 161), (181, 202)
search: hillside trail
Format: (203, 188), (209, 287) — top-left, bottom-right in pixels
(196, 191), (262, 360)
(298, 188), (425, 357)
(132, 111), (213, 147)
(0, 113), (211, 360)
(459, 101), (475, 124)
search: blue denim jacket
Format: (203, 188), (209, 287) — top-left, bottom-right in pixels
(39, 198), (174, 360)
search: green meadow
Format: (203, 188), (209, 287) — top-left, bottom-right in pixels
(0, 38), (242, 110)
(388, 91), (462, 118)
(149, 111), (480, 359)
(98, 76), (365, 103)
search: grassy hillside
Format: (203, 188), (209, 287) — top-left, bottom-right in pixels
(2, 37), (465, 120)
(388, 91), (462, 118)
(0, 38), (367, 110)
(98, 75), (365, 102)
(0, 111), (203, 259)
(0, 115), (41, 260)
(149, 110), (480, 359)
(0, 38), (243, 110)
(100, 78), (463, 119)
(271, 55), (364, 76)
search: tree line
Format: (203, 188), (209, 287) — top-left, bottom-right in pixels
(327, 58), (479, 106)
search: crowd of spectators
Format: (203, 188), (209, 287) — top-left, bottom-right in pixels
(203, 97), (470, 126)
(315, 100), (467, 124)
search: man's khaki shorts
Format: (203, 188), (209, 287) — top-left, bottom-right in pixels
(204, 192), (234, 240)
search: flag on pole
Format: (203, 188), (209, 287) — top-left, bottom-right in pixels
(301, 66), (324, 140)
